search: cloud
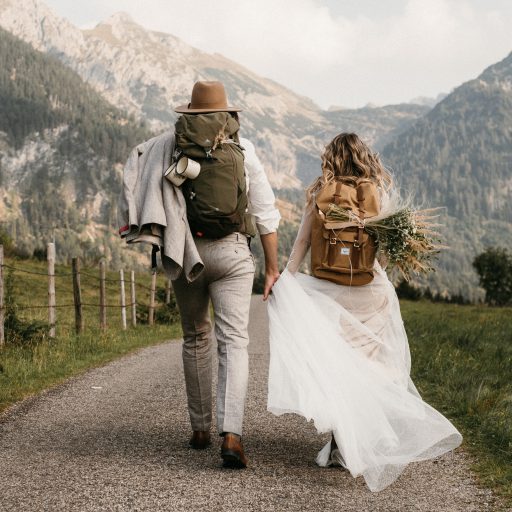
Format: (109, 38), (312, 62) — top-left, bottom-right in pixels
(46, 0), (512, 108)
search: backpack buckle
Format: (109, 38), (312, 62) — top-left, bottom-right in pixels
(329, 235), (337, 245)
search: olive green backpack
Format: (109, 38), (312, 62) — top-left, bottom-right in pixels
(174, 112), (256, 239)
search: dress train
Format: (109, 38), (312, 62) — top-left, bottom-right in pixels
(267, 268), (462, 492)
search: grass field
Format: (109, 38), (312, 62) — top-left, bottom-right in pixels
(402, 301), (512, 503)
(0, 256), (181, 413)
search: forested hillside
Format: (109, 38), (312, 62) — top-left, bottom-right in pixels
(382, 52), (512, 299)
(0, 27), (149, 158)
(0, 27), (151, 263)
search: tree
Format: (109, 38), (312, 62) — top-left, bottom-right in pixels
(473, 247), (512, 306)
(395, 279), (423, 301)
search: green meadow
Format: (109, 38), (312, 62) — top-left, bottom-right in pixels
(402, 301), (512, 503)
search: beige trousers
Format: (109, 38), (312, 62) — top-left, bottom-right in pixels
(172, 233), (255, 436)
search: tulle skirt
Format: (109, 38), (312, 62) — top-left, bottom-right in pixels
(267, 267), (462, 492)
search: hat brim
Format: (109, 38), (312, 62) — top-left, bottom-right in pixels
(174, 104), (242, 113)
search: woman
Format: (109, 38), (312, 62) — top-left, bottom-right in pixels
(267, 133), (462, 492)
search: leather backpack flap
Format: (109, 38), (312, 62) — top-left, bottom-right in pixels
(314, 178), (379, 218)
(321, 227), (374, 271)
(315, 179), (359, 213)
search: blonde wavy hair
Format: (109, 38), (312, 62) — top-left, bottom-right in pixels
(306, 133), (393, 202)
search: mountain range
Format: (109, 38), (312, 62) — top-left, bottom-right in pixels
(0, 0), (429, 188)
(0, 0), (510, 299)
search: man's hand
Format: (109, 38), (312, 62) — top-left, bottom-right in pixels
(263, 269), (280, 301)
(260, 232), (279, 301)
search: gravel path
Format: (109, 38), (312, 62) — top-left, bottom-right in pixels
(0, 297), (504, 511)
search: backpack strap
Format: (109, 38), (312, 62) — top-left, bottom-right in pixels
(352, 183), (367, 270)
(333, 181), (343, 205)
(356, 181), (367, 219)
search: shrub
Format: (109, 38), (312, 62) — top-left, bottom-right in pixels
(3, 268), (49, 345)
(395, 279), (423, 300)
(136, 286), (181, 325)
(473, 247), (512, 306)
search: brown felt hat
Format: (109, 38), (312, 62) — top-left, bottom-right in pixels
(174, 81), (242, 113)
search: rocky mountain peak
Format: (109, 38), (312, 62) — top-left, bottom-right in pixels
(478, 51), (512, 86)
(90, 10), (161, 47)
(0, 0), (84, 56)
(87, 11), (197, 57)
(104, 11), (135, 26)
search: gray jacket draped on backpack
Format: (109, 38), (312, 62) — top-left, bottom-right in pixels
(118, 131), (204, 282)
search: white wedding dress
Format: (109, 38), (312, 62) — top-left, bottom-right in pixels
(267, 200), (462, 492)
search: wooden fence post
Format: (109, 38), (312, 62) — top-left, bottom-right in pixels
(148, 271), (157, 326)
(165, 278), (171, 305)
(0, 245), (4, 346)
(119, 269), (127, 330)
(71, 257), (83, 334)
(47, 243), (56, 338)
(99, 260), (106, 330)
(130, 270), (136, 327)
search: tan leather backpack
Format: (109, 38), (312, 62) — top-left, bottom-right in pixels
(311, 178), (380, 286)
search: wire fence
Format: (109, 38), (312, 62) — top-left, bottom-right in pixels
(0, 243), (175, 345)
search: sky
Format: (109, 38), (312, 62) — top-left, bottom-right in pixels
(44, 0), (512, 109)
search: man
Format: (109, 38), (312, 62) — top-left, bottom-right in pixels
(172, 81), (280, 468)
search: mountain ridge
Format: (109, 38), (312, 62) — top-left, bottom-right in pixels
(382, 51), (512, 299)
(0, 0), (430, 188)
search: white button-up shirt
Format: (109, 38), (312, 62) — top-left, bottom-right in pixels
(241, 137), (281, 235)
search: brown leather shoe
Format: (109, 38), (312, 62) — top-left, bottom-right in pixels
(189, 431), (211, 450)
(220, 433), (247, 468)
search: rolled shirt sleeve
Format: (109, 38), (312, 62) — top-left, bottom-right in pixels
(241, 137), (281, 235)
